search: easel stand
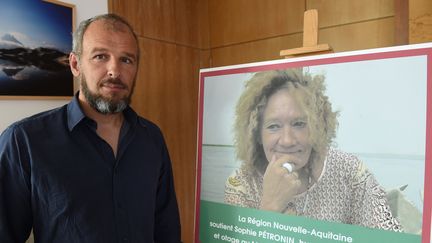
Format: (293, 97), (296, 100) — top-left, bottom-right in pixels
(280, 9), (332, 58)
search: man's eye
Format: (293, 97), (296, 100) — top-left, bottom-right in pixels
(94, 54), (106, 60)
(121, 57), (134, 64)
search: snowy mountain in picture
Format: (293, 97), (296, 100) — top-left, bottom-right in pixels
(0, 33), (25, 49)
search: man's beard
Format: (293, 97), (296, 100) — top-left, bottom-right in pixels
(80, 74), (133, 114)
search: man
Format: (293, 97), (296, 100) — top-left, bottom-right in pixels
(0, 14), (181, 243)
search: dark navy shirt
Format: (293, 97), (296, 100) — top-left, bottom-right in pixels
(0, 95), (181, 243)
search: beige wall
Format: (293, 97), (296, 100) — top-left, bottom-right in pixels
(108, 1), (432, 242)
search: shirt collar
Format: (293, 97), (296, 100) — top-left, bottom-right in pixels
(66, 92), (141, 131)
(123, 105), (139, 128)
(67, 92), (86, 131)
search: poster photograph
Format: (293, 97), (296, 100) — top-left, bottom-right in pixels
(195, 43), (432, 243)
(0, 0), (74, 98)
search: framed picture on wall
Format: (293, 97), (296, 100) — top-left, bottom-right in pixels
(0, 0), (75, 99)
(195, 43), (432, 243)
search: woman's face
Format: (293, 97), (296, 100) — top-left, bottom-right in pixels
(260, 88), (312, 170)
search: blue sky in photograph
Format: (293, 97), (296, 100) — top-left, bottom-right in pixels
(0, 0), (72, 52)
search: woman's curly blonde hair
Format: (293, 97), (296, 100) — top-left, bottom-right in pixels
(233, 68), (338, 175)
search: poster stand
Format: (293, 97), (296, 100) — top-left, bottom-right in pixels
(280, 9), (332, 58)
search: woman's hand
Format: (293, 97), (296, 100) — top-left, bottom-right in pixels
(260, 155), (301, 212)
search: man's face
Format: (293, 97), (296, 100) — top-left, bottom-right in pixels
(71, 20), (139, 114)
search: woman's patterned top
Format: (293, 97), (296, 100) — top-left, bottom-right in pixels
(224, 148), (402, 231)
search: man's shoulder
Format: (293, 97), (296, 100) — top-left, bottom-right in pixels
(136, 116), (162, 132)
(8, 106), (66, 132)
(0, 106), (66, 145)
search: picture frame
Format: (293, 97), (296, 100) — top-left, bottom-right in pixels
(0, 0), (75, 99)
(195, 43), (432, 243)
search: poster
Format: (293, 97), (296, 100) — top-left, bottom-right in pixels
(0, 0), (74, 97)
(195, 43), (432, 243)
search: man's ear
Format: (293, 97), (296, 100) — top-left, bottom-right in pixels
(69, 52), (80, 77)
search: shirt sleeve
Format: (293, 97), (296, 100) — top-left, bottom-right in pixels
(153, 131), (181, 243)
(0, 126), (33, 243)
(349, 161), (403, 232)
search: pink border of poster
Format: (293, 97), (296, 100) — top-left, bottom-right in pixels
(195, 43), (432, 243)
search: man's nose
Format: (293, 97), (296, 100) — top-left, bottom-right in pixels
(107, 59), (120, 79)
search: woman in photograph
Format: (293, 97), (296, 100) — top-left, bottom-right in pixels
(224, 68), (402, 231)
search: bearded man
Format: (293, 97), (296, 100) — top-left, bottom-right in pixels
(0, 14), (181, 243)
